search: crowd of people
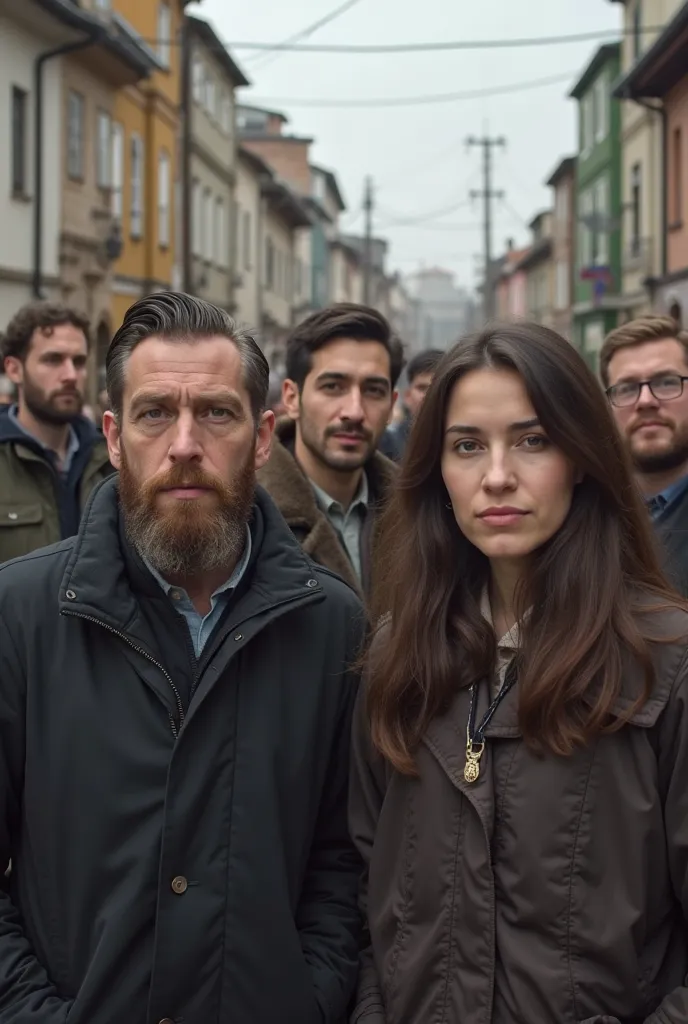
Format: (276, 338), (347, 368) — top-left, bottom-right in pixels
(1, 292), (688, 1022)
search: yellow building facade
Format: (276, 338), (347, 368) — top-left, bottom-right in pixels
(110, 0), (190, 329)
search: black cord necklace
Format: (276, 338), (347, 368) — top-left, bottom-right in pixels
(464, 661), (518, 783)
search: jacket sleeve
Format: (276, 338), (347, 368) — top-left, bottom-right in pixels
(644, 649), (688, 1024)
(0, 616), (72, 1022)
(296, 603), (367, 1024)
(348, 677), (388, 1023)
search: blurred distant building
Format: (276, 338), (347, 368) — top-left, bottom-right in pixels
(403, 268), (471, 352)
(546, 156), (577, 340)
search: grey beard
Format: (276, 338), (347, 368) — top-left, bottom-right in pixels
(125, 509), (246, 577)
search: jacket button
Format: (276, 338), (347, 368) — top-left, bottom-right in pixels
(7, 512), (18, 521)
(306, 579), (318, 588)
(65, 589), (77, 600)
(171, 875), (188, 894)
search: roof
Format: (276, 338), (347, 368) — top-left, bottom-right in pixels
(31, 0), (156, 77)
(330, 237), (361, 264)
(237, 145), (274, 179)
(262, 180), (312, 229)
(239, 131), (314, 145)
(528, 209), (551, 231)
(310, 164), (347, 212)
(186, 15), (250, 87)
(569, 42), (621, 99)
(515, 237), (553, 271)
(546, 155), (576, 187)
(612, 4), (688, 98)
(237, 104), (288, 124)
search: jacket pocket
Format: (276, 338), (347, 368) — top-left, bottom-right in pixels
(0, 503), (43, 528)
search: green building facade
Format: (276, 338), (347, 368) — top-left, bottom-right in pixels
(570, 43), (624, 372)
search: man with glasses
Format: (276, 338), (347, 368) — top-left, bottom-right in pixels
(601, 315), (688, 594)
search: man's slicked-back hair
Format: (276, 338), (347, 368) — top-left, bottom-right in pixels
(106, 292), (269, 422)
(285, 302), (404, 389)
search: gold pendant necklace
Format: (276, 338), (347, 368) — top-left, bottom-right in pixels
(464, 733), (485, 784)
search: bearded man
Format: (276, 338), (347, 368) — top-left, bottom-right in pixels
(602, 315), (688, 595)
(0, 292), (365, 1023)
(0, 302), (112, 562)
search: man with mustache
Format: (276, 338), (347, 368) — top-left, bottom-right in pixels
(602, 315), (688, 594)
(258, 303), (401, 598)
(0, 302), (112, 562)
(0, 292), (365, 1022)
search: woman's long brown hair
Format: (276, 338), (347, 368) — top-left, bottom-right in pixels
(369, 322), (683, 774)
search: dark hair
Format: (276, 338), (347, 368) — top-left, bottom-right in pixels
(285, 302), (404, 388)
(2, 302), (90, 363)
(600, 315), (688, 386)
(406, 348), (444, 384)
(368, 321), (681, 775)
(106, 292), (269, 423)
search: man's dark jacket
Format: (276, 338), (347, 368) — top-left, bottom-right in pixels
(0, 475), (365, 1024)
(257, 418), (396, 598)
(654, 485), (688, 597)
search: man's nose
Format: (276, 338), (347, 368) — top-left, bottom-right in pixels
(636, 382), (660, 409)
(168, 415), (203, 461)
(340, 388), (365, 421)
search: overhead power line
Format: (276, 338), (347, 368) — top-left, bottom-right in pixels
(248, 71), (575, 109)
(246, 0), (364, 68)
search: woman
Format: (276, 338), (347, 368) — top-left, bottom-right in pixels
(350, 322), (688, 1024)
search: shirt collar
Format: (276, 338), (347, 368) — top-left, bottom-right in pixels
(311, 471), (369, 515)
(8, 403), (80, 470)
(143, 524), (252, 602)
(480, 586), (522, 651)
(650, 474), (688, 509)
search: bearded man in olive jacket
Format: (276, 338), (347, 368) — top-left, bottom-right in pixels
(0, 293), (364, 1024)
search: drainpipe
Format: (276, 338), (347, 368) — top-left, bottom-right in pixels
(181, 18), (193, 294)
(33, 31), (103, 300)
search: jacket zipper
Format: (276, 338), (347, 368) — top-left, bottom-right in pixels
(61, 610), (185, 737)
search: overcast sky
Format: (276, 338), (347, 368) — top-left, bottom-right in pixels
(190, 0), (620, 294)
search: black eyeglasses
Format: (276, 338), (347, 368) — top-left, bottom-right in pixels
(606, 374), (688, 408)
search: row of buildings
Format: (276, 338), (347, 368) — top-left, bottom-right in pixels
(485, 0), (688, 369)
(0, 0), (416, 398)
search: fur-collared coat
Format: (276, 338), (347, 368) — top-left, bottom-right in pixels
(257, 418), (396, 599)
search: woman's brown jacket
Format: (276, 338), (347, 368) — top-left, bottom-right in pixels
(349, 609), (688, 1023)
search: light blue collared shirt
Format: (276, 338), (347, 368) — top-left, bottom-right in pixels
(8, 404), (80, 475)
(144, 525), (252, 658)
(310, 473), (369, 581)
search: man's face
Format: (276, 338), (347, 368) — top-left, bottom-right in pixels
(607, 338), (688, 475)
(283, 338), (395, 473)
(4, 324), (88, 424)
(103, 336), (274, 576)
(405, 371), (434, 419)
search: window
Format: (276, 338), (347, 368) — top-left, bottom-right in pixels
(555, 260), (569, 310)
(594, 74), (607, 143)
(192, 55), (203, 104)
(578, 190), (592, 267)
(203, 188), (213, 261)
(555, 181), (568, 227)
(204, 73), (215, 117)
(96, 110), (112, 188)
(157, 3), (172, 69)
(192, 179), (202, 255)
(111, 122), (124, 218)
(631, 162), (642, 255)
(67, 91), (85, 181)
(594, 176), (609, 265)
(265, 236), (275, 290)
(221, 92), (232, 135)
(157, 150), (170, 247)
(215, 197), (226, 266)
(633, 0), (642, 62)
(673, 127), (683, 225)
(130, 133), (144, 238)
(243, 210), (251, 269)
(11, 86), (28, 195)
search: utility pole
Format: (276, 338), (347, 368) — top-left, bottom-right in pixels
(467, 135), (506, 322)
(363, 176), (374, 306)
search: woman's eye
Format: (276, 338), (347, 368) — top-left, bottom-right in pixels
(521, 434), (548, 449)
(455, 440), (481, 454)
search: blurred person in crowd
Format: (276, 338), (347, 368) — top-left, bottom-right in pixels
(602, 316), (688, 595)
(0, 292), (364, 1023)
(0, 374), (14, 407)
(379, 347), (445, 461)
(351, 321), (688, 1023)
(258, 303), (400, 598)
(0, 302), (112, 562)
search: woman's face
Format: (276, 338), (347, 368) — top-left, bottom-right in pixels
(441, 367), (578, 569)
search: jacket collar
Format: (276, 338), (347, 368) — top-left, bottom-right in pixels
(58, 474), (325, 640)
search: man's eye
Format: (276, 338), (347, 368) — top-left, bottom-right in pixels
(141, 409), (165, 420)
(208, 408), (232, 419)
